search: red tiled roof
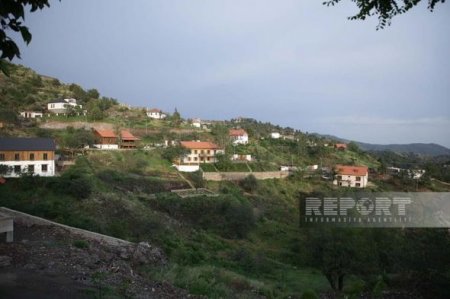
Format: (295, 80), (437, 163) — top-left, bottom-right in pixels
(94, 129), (117, 138)
(335, 143), (347, 149)
(148, 108), (162, 113)
(180, 141), (221, 149)
(229, 129), (248, 137)
(335, 165), (368, 176)
(121, 130), (139, 141)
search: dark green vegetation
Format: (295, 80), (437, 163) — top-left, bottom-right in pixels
(1, 149), (449, 298)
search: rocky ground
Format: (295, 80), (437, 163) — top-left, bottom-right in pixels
(0, 223), (192, 298)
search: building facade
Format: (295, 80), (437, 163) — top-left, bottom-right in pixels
(93, 129), (119, 149)
(179, 141), (224, 164)
(333, 165), (368, 188)
(146, 108), (166, 119)
(0, 137), (56, 177)
(47, 98), (83, 115)
(229, 129), (249, 145)
(20, 111), (43, 118)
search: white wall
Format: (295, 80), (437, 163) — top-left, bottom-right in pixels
(94, 144), (119, 150)
(175, 164), (200, 172)
(333, 174), (368, 188)
(0, 160), (56, 177)
(232, 135), (248, 144)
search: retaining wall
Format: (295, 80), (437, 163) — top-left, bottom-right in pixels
(202, 171), (289, 181)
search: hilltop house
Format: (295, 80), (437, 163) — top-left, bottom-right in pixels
(229, 129), (249, 145)
(0, 137), (56, 177)
(20, 111), (43, 119)
(333, 165), (368, 188)
(271, 132), (281, 139)
(335, 143), (347, 150)
(146, 108), (166, 119)
(47, 98), (83, 115)
(120, 130), (140, 149)
(175, 141), (224, 172)
(192, 118), (202, 128)
(93, 129), (118, 149)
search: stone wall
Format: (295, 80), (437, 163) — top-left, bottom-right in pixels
(203, 171), (289, 181)
(0, 207), (132, 246)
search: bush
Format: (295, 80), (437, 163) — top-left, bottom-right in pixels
(73, 240), (89, 249)
(240, 174), (258, 192)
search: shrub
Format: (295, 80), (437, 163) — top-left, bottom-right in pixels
(73, 240), (89, 249)
(240, 174), (258, 192)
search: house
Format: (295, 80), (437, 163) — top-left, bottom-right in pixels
(93, 129), (119, 149)
(120, 130), (139, 149)
(20, 111), (43, 119)
(175, 141), (224, 172)
(146, 108), (166, 119)
(231, 154), (252, 161)
(229, 129), (249, 145)
(47, 98), (83, 115)
(0, 137), (56, 177)
(335, 143), (347, 150)
(271, 132), (281, 139)
(192, 118), (202, 128)
(333, 165), (368, 188)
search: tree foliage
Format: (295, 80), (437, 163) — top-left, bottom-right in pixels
(0, 0), (59, 75)
(324, 0), (446, 29)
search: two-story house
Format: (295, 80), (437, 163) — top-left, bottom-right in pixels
(47, 98), (83, 115)
(120, 130), (140, 149)
(333, 165), (368, 188)
(229, 129), (249, 145)
(146, 108), (167, 119)
(93, 129), (139, 149)
(175, 141), (224, 172)
(0, 137), (56, 177)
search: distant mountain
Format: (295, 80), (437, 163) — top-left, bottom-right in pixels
(315, 134), (450, 156)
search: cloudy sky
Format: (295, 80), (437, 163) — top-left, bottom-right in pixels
(15, 0), (450, 147)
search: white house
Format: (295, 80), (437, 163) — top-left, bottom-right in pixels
(192, 118), (202, 128)
(271, 132), (281, 139)
(231, 154), (252, 161)
(333, 165), (368, 188)
(229, 129), (249, 145)
(20, 111), (43, 119)
(0, 137), (56, 177)
(47, 98), (83, 115)
(146, 108), (167, 119)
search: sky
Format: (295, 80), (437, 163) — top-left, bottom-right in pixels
(14, 0), (450, 147)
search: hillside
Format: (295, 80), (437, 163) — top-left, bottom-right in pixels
(315, 134), (450, 156)
(1, 63), (450, 298)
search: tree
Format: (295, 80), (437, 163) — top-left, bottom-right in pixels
(324, 0), (446, 29)
(170, 108), (181, 127)
(0, 0), (59, 75)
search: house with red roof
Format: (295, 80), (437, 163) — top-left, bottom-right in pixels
(93, 129), (118, 149)
(335, 143), (347, 150)
(333, 165), (368, 188)
(229, 128), (248, 145)
(175, 141), (224, 172)
(120, 130), (140, 149)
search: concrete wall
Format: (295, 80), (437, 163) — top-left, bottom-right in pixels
(0, 207), (132, 246)
(203, 171), (289, 181)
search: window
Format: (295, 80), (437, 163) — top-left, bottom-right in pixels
(355, 183), (361, 187)
(201, 150), (204, 154)
(339, 182), (342, 186)
(187, 157), (191, 162)
(356, 176), (361, 181)
(15, 153), (20, 161)
(28, 165), (35, 173)
(337, 175), (342, 180)
(41, 164), (48, 172)
(194, 150), (198, 154)
(43, 153), (48, 160)
(207, 157), (211, 161)
(0, 153), (4, 161)
(207, 150), (211, 154)
(14, 165), (21, 173)
(30, 153), (35, 160)
(194, 157), (198, 161)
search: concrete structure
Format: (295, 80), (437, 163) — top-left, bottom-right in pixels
(93, 129), (119, 149)
(231, 154), (252, 161)
(0, 212), (13, 242)
(47, 98), (83, 115)
(203, 171), (289, 181)
(333, 165), (368, 188)
(0, 137), (56, 177)
(20, 111), (43, 118)
(229, 128), (249, 145)
(174, 164), (200, 172)
(146, 108), (166, 119)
